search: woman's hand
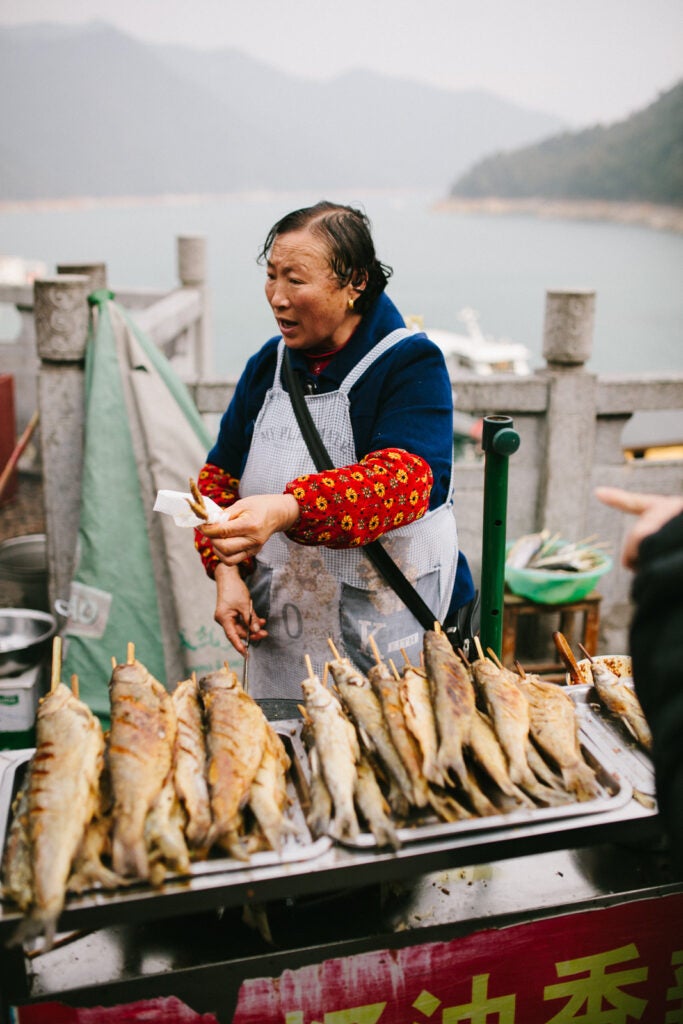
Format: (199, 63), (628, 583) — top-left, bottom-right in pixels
(200, 493), (300, 566)
(595, 486), (683, 569)
(213, 564), (267, 655)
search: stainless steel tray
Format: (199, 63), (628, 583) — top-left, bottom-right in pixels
(0, 724), (330, 901)
(567, 683), (656, 797)
(336, 686), (646, 850)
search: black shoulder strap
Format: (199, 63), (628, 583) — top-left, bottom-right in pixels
(282, 348), (439, 633)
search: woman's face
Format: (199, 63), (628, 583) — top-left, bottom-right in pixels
(265, 227), (361, 354)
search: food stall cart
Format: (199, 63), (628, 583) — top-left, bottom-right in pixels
(1, 390), (681, 1022)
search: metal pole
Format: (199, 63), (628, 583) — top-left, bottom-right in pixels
(480, 415), (520, 659)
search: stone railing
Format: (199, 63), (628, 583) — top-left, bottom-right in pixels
(2, 238), (682, 651)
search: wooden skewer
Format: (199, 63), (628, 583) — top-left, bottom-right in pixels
(70, 673), (80, 699)
(110, 656), (117, 671)
(473, 635), (485, 661)
(126, 642), (135, 665)
(50, 636), (62, 692)
(487, 647), (504, 670)
(577, 643), (594, 663)
(322, 663), (329, 688)
(388, 658), (401, 681)
(327, 638), (342, 661)
(514, 659), (527, 679)
(400, 647), (412, 667)
(304, 653), (315, 679)
(368, 635), (382, 665)
(457, 647), (471, 668)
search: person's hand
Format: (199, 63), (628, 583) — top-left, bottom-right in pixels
(199, 493), (299, 566)
(213, 564), (267, 655)
(595, 486), (683, 570)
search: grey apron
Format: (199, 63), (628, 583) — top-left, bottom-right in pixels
(239, 332), (459, 699)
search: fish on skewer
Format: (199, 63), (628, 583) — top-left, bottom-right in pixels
(512, 663), (601, 802)
(248, 724), (298, 854)
(399, 657), (447, 788)
(327, 646), (414, 817)
(467, 707), (535, 808)
(3, 639), (105, 948)
(200, 665), (269, 859)
(354, 755), (402, 850)
(300, 662), (360, 842)
(109, 645), (176, 879)
(368, 644), (428, 808)
(423, 629), (496, 815)
(172, 675), (212, 849)
(471, 650), (571, 806)
(579, 644), (653, 752)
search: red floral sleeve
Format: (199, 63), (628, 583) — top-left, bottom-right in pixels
(284, 448), (432, 549)
(193, 462), (241, 579)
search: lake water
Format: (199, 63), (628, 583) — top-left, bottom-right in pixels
(1, 190), (682, 378)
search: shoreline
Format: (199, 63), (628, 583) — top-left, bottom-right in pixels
(433, 197), (683, 234)
(1, 191), (681, 234)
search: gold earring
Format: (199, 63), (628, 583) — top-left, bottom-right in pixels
(348, 297), (355, 311)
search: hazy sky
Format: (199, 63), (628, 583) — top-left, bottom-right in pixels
(1, 0), (682, 126)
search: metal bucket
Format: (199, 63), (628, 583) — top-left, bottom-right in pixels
(0, 534), (49, 612)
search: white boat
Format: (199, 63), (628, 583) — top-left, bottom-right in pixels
(408, 307), (532, 376)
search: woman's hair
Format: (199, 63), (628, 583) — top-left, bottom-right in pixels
(258, 200), (393, 314)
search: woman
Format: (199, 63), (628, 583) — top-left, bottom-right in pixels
(195, 201), (474, 699)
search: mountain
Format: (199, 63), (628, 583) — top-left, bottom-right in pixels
(0, 21), (564, 201)
(450, 81), (683, 205)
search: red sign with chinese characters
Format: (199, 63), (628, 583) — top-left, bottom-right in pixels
(232, 892), (683, 1023)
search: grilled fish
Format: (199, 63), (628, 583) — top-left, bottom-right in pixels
(305, 744), (333, 839)
(200, 666), (269, 859)
(422, 630), (498, 814)
(354, 756), (401, 850)
(329, 658), (414, 816)
(172, 676), (212, 848)
(249, 725), (298, 853)
(471, 658), (569, 806)
(368, 660), (428, 807)
(2, 782), (32, 914)
(13, 683), (104, 947)
(468, 707), (534, 807)
(109, 658), (176, 879)
(515, 672), (600, 801)
(590, 660), (653, 752)
(300, 671), (360, 841)
(399, 663), (446, 787)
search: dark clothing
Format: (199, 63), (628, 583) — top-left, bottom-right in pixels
(630, 510), (683, 873)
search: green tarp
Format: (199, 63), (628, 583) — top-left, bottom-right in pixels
(62, 295), (228, 725)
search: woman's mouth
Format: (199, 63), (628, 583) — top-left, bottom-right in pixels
(277, 317), (298, 335)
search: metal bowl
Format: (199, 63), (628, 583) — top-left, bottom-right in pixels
(0, 609), (57, 678)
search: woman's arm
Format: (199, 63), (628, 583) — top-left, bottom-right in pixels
(284, 447), (432, 548)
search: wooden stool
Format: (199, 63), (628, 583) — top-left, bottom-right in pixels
(502, 591), (602, 680)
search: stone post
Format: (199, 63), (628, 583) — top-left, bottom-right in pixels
(34, 274), (92, 617)
(177, 235), (212, 378)
(56, 262), (108, 293)
(537, 289), (598, 541)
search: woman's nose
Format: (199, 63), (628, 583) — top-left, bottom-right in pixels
(268, 282), (289, 309)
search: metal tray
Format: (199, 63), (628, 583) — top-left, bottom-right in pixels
(567, 683), (656, 797)
(335, 687), (644, 850)
(0, 723), (330, 905)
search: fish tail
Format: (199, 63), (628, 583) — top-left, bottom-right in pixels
(562, 762), (600, 802)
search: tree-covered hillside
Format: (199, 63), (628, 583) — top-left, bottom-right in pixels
(451, 81), (683, 205)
